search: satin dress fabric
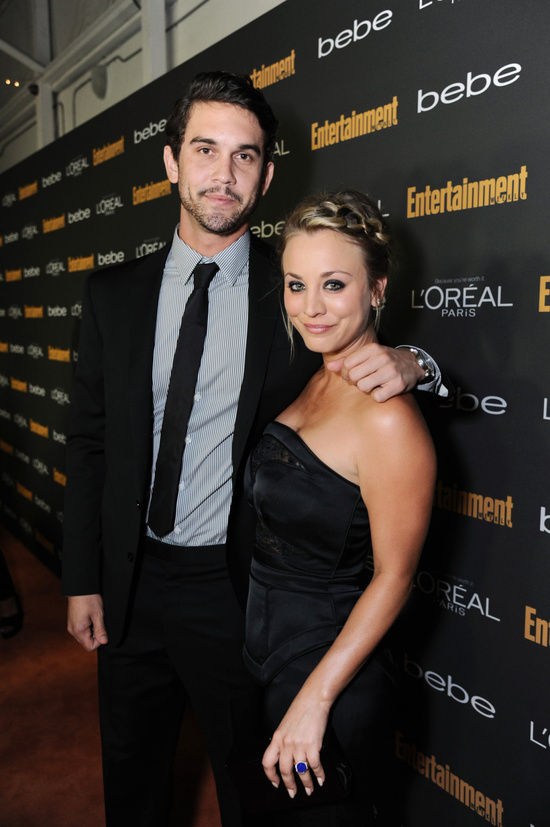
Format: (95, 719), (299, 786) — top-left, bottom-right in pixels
(244, 422), (402, 826)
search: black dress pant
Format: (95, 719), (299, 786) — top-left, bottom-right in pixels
(97, 544), (261, 827)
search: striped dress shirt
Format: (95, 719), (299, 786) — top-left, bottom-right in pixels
(146, 227), (250, 546)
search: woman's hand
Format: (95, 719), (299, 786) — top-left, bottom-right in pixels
(262, 695), (331, 798)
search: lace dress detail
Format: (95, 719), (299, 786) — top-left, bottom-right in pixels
(250, 433), (306, 557)
(250, 432), (305, 475)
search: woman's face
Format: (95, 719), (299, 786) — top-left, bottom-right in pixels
(282, 229), (386, 359)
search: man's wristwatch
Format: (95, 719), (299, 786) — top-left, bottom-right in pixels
(403, 346), (436, 385)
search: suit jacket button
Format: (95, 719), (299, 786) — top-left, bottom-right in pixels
(136, 501), (140, 509)
(127, 553), (134, 562)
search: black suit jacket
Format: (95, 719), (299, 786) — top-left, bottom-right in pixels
(61, 234), (320, 645)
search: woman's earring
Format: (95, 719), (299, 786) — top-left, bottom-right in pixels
(373, 296), (386, 329)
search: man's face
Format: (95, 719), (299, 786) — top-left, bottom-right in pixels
(164, 101), (274, 244)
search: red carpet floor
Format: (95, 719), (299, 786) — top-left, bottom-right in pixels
(0, 527), (221, 827)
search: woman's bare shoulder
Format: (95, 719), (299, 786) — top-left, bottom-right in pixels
(353, 389), (426, 436)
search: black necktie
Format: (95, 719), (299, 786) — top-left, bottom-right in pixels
(147, 261), (219, 538)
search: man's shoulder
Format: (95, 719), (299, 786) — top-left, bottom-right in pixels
(249, 233), (278, 267)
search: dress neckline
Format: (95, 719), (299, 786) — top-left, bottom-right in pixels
(268, 421), (361, 491)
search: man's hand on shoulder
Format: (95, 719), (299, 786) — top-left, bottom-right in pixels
(327, 343), (424, 402)
(67, 593), (108, 652)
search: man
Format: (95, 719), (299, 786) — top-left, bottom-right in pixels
(63, 72), (444, 826)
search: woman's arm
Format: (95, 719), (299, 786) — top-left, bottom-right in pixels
(261, 394), (436, 797)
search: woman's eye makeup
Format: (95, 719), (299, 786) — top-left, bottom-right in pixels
(324, 279), (345, 291)
(285, 276), (347, 292)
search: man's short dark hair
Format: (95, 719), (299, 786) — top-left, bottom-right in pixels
(165, 70), (279, 166)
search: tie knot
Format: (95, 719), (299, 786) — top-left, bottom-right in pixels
(193, 262), (219, 290)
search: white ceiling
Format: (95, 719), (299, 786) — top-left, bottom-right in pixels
(0, 0), (119, 111)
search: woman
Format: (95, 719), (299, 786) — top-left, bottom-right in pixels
(243, 190), (436, 824)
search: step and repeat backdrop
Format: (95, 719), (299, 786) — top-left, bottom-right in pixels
(0, 0), (548, 823)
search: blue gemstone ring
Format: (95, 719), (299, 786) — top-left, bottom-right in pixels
(295, 761), (309, 775)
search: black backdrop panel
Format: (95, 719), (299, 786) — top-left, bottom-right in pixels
(1, 2), (548, 823)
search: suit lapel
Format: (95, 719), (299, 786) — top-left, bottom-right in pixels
(232, 238), (280, 476)
(126, 247), (167, 491)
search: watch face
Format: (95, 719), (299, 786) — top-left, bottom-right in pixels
(417, 350), (435, 375)
(415, 351), (435, 383)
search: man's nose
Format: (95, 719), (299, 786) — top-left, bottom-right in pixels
(213, 155), (236, 185)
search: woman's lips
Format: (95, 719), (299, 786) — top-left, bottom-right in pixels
(303, 324), (334, 334)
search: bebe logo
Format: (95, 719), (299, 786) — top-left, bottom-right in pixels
(68, 207), (91, 223)
(98, 250), (124, 266)
(34, 495), (51, 513)
(404, 653), (495, 718)
(418, 63), (521, 113)
(48, 305), (67, 317)
(42, 171), (62, 187)
(250, 220), (285, 239)
(318, 11), (393, 58)
(24, 266), (40, 278)
(29, 383), (46, 397)
(134, 119), (167, 143)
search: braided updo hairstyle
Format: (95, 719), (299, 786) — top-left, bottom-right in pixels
(278, 189), (393, 332)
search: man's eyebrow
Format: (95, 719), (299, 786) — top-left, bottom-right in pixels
(189, 136), (216, 145)
(236, 143), (262, 155)
(189, 136), (262, 155)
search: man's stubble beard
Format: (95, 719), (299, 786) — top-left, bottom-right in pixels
(178, 183), (263, 236)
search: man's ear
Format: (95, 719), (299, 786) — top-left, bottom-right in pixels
(261, 161), (275, 196)
(163, 145), (179, 184)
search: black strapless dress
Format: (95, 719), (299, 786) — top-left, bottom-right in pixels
(243, 422), (401, 826)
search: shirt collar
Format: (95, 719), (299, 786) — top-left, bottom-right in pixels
(169, 225), (250, 286)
